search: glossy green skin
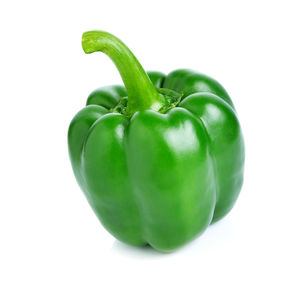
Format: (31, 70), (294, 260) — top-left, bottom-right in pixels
(68, 69), (244, 252)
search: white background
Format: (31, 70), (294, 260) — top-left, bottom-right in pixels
(1, 0), (299, 282)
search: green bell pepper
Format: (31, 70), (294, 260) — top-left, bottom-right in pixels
(68, 31), (245, 252)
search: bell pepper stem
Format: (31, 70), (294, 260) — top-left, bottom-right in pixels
(82, 31), (165, 116)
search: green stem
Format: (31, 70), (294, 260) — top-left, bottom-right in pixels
(82, 31), (164, 116)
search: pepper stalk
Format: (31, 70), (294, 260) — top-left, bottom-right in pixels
(82, 31), (165, 116)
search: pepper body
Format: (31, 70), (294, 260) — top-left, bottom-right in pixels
(68, 31), (245, 252)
